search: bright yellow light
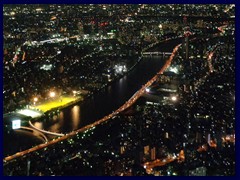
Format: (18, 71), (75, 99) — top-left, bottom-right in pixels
(32, 96), (79, 112)
(49, 91), (56, 98)
(33, 97), (38, 102)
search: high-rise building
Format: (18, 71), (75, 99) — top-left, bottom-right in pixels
(150, 147), (156, 160)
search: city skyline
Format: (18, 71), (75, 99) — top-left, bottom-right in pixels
(3, 4), (235, 176)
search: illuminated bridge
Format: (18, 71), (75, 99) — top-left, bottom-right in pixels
(142, 52), (172, 56)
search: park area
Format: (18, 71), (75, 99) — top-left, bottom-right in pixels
(30, 96), (81, 112)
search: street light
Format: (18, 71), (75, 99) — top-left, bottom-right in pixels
(10, 12), (16, 16)
(73, 91), (77, 96)
(33, 97), (38, 105)
(146, 87), (150, 93)
(49, 91), (56, 98)
(171, 96), (177, 101)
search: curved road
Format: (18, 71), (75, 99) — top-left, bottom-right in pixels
(4, 41), (182, 163)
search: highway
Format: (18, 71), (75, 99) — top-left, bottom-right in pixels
(4, 27), (227, 163)
(29, 121), (65, 137)
(143, 150), (185, 174)
(19, 126), (48, 143)
(4, 41), (182, 163)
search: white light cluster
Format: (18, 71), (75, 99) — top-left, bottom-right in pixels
(12, 120), (21, 129)
(114, 65), (127, 74)
(168, 67), (178, 74)
(40, 64), (53, 71)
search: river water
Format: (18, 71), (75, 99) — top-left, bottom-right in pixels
(33, 38), (182, 134)
(33, 56), (165, 133)
(4, 38), (181, 156)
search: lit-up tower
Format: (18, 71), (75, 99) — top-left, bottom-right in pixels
(184, 32), (190, 62)
(183, 16), (192, 66)
(182, 16), (193, 90)
(183, 16), (193, 175)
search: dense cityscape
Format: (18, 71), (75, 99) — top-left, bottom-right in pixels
(3, 4), (235, 176)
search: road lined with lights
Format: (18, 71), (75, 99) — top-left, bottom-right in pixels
(142, 36), (229, 173)
(4, 30), (226, 163)
(143, 155), (177, 174)
(143, 150), (185, 174)
(206, 43), (222, 73)
(4, 40), (182, 162)
(194, 34), (227, 90)
(29, 121), (65, 137)
(19, 126), (48, 143)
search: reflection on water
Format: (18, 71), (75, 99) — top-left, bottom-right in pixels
(59, 111), (64, 121)
(42, 56), (167, 133)
(33, 122), (43, 129)
(53, 115), (58, 121)
(49, 123), (60, 133)
(71, 105), (80, 130)
(48, 112), (64, 133)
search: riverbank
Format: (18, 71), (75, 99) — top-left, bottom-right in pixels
(4, 40), (182, 162)
(3, 38), (179, 160)
(3, 37), (166, 121)
(94, 55), (143, 94)
(31, 95), (84, 115)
